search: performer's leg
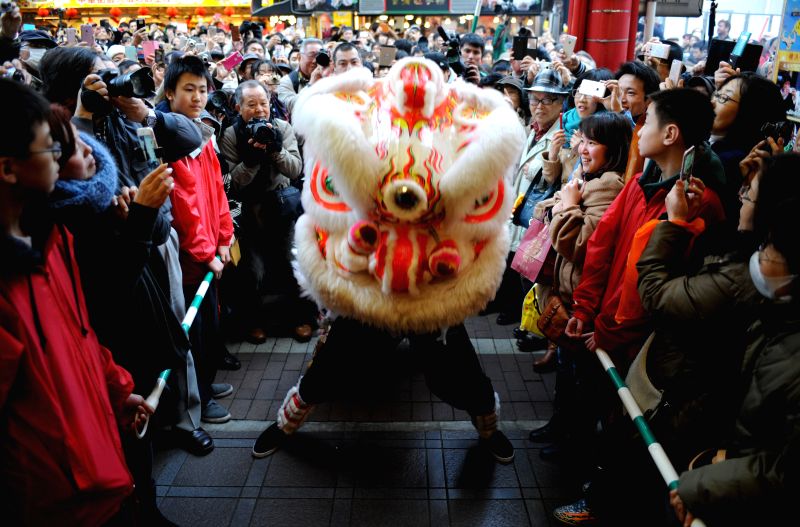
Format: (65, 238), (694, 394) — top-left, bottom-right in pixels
(413, 324), (514, 463)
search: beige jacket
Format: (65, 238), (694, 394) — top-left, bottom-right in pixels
(549, 170), (624, 305)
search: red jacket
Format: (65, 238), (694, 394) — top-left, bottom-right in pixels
(0, 225), (134, 526)
(571, 171), (725, 360)
(170, 140), (233, 284)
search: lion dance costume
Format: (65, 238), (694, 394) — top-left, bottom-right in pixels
(253, 58), (525, 461)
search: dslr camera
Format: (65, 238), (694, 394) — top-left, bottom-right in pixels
(494, 0), (515, 16)
(81, 68), (155, 115)
(315, 49), (330, 68)
(436, 26), (465, 75)
(247, 117), (281, 152)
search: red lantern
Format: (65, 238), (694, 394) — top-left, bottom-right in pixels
(194, 7), (207, 17)
(37, 7), (49, 17)
(137, 7), (149, 16)
(65, 8), (79, 19)
(166, 7), (178, 18)
(223, 6), (235, 17)
(109, 7), (122, 19)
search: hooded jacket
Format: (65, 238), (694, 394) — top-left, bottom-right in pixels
(570, 147), (726, 361)
(0, 221), (134, 526)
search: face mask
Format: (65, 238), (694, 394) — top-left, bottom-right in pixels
(222, 77), (239, 91)
(25, 47), (47, 68)
(749, 251), (797, 301)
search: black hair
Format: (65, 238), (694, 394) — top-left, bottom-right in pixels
(754, 155), (800, 283)
(568, 67), (614, 109)
(117, 59), (139, 75)
(579, 112), (632, 175)
(717, 72), (786, 152)
(395, 50), (409, 61)
(718, 19), (731, 30)
(47, 104), (76, 170)
(615, 60), (661, 97)
(164, 55), (213, 95)
(0, 79), (51, 158)
(459, 33), (485, 53)
(39, 46), (98, 108)
(492, 59), (512, 74)
(249, 58), (276, 79)
(243, 39), (265, 53)
(394, 38), (413, 54)
(479, 72), (504, 88)
(333, 41), (359, 63)
(664, 40), (684, 65)
(647, 88), (715, 147)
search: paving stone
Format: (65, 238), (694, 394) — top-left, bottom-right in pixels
(443, 448), (520, 489)
(229, 398), (252, 419)
(353, 448), (427, 488)
(448, 499), (531, 527)
(159, 497), (237, 527)
(250, 498), (334, 527)
(254, 379), (278, 400)
(264, 450), (338, 488)
(350, 499), (429, 527)
(412, 402), (433, 421)
(172, 447), (252, 487)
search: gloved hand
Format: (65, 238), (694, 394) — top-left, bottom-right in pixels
(264, 126), (283, 155)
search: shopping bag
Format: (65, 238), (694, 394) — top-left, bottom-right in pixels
(519, 286), (545, 337)
(511, 218), (552, 283)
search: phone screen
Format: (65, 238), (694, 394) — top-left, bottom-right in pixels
(731, 32), (751, 61)
(680, 146), (696, 182)
(136, 18), (146, 29)
(669, 59), (683, 84)
(231, 26), (241, 43)
(137, 128), (161, 171)
(220, 51), (244, 71)
(66, 28), (77, 45)
(81, 24), (94, 47)
(379, 45), (397, 67)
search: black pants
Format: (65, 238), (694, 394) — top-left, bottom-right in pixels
(298, 318), (496, 417)
(183, 281), (221, 405)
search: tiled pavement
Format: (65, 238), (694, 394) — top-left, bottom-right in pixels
(154, 316), (581, 526)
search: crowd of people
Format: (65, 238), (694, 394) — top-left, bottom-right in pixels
(1, 2), (798, 525)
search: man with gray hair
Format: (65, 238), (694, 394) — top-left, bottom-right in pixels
(277, 38), (331, 115)
(220, 80), (315, 344)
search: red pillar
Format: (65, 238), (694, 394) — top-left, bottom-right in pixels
(568, 0), (639, 70)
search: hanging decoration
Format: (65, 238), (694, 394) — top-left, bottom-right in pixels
(224, 6), (235, 17)
(109, 7), (122, 20)
(37, 7), (49, 17)
(166, 7), (178, 18)
(137, 7), (149, 17)
(194, 7), (207, 17)
(65, 8), (79, 19)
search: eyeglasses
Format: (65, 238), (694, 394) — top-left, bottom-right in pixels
(30, 141), (62, 161)
(712, 91), (739, 104)
(738, 185), (756, 204)
(530, 97), (559, 107)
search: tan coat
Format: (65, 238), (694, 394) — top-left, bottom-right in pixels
(549, 170), (625, 305)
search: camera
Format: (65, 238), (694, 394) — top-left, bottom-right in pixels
(494, 0), (515, 16)
(3, 66), (24, 83)
(436, 26), (465, 75)
(247, 117), (278, 145)
(0, 1), (15, 14)
(761, 121), (793, 143)
(315, 49), (330, 68)
(80, 68), (155, 115)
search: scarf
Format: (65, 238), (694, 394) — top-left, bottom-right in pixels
(48, 132), (119, 213)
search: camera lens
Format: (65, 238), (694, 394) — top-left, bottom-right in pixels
(316, 51), (330, 68)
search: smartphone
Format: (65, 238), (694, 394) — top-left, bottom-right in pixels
(80, 24), (94, 47)
(136, 127), (161, 171)
(668, 59), (683, 84)
(231, 26), (241, 43)
(274, 44), (285, 58)
(649, 42), (671, 60)
(559, 112), (563, 129)
(729, 32), (752, 68)
(680, 145), (696, 184)
(561, 34), (577, 58)
(512, 35), (539, 60)
(124, 45), (138, 61)
(66, 27), (77, 45)
(578, 79), (606, 98)
(208, 26), (217, 39)
(136, 18), (146, 30)
(142, 40), (157, 60)
(154, 48), (164, 64)
(220, 51), (244, 71)
(379, 45), (397, 67)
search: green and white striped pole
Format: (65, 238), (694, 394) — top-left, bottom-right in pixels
(136, 263), (217, 439)
(595, 348), (706, 527)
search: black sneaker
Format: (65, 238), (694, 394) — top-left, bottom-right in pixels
(252, 422), (285, 458)
(482, 430), (515, 463)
